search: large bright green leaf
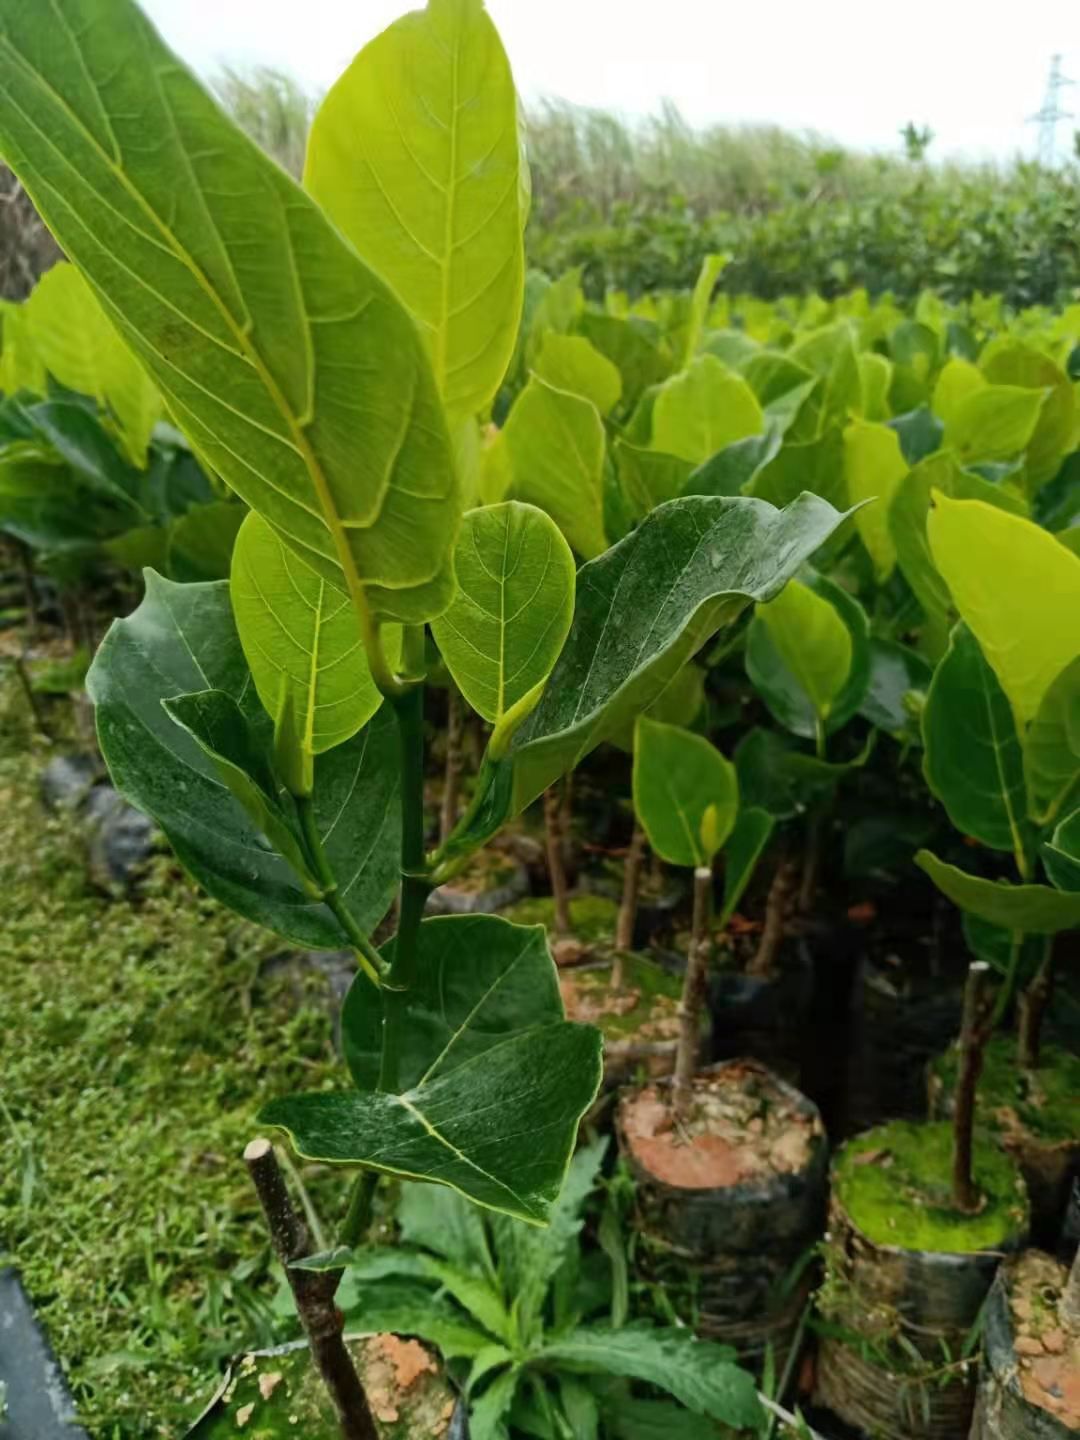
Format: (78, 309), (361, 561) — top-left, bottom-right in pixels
(503, 378), (607, 559)
(262, 915), (603, 1223)
(633, 716), (738, 868)
(981, 339), (1077, 493)
(304, 0), (524, 421)
(843, 418), (908, 581)
(1024, 657), (1080, 825)
(931, 357), (985, 428)
(431, 502), (575, 733)
(788, 323), (862, 426)
(858, 352), (893, 421)
(87, 572), (400, 947)
(651, 355), (763, 465)
(747, 572), (868, 738)
(922, 625), (1028, 855)
(916, 851), (1080, 933)
(537, 1326), (761, 1431)
(943, 385), (1045, 465)
(440, 493), (851, 862)
(927, 493), (1080, 724)
(0, 0), (458, 621)
(25, 262), (160, 464)
(533, 333), (621, 416)
(230, 513), (392, 764)
(0, 298), (45, 395)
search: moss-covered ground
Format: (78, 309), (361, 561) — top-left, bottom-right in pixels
(503, 892), (619, 942)
(929, 1033), (1080, 1143)
(834, 1119), (1029, 1252)
(0, 682), (347, 1437)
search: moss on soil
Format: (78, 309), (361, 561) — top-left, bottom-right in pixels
(561, 954), (681, 1041)
(503, 892), (619, 943)
(929, 1034), (1080, 1143)
(0, 679), (349, 1437)
(834, 1120), (1028, 1253)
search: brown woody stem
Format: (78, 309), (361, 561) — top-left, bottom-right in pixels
(673, 865), (712, 1120)
(952, 962), (994, 1214)
(244, 1139), (378, 1440)
(543, 784), (573, 937)
(614, 824), (647, 976)
(748, 855), (794, 979)
(1017, 939), (1054, 1070)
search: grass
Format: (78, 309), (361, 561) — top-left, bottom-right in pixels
(0, 681), (350, 1437)
(834, 1120), (1029, 1253)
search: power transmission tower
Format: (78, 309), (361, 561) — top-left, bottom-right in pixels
(1028, 53), (1073, 167)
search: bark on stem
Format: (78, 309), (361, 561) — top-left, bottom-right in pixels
(244, 1139), (377, 1440)
(748, 857), (794, 980)
(673, 865), (712, 1120)
(1017, 940), (1054, 1070)
(543, 784), (573, 937)
(614, 824), (647, 977)
(952, 961), (994, 1214)
(439, 687), (464, 845)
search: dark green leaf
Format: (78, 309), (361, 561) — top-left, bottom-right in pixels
(735, 727), (872, 819)
(915, 851), (1080, 933)
(922, 624), (1028, 855)
(87, 573), (399, 947)
(720, 807), (775, 926)
(1042, 808), (1080, 892)
(680, 430), (781, 499)
(859, 638), (932, 736)
(1024, 656), (1080, 826)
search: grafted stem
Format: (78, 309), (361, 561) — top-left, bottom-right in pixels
(1017, 938), (1054, 1070)
(952, 961), (994, 1214)
(244, 1139), (378, 1440)
(673, 865), (712, 1120)
(543, 784), (573, 937)
(614, 823), (647, 980)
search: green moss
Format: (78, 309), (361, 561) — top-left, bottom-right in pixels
(834, 1120), (1028, 1253)
(566, 955), (680, 1041)
(0, 697), (348, 1437)
(930, 1034), (1080, 1144)
(503, 892), (619, 943)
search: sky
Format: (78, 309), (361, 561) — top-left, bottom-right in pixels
(139, 0), (1080, 163)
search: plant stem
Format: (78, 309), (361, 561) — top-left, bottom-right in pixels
(673, 865), (712, 1120)
(1017, 937), (1054, 1070)
(338, 1169), (378, 1253)
(15, 539), (37, 633)
(543, 783), (573, 937)
(748, 855), (794, 979)
(952, 961), (994, 1214)
(10, 655), (51, 741)
(990, 929), (1024, 1029)
(381, 680), (433, 1093)
(244, 1139), (378, 1440)
(295, 794), (385, 988)
(798, 810), (824, 915)
(614, 823), (647, 975)
(1062, 1243), (1080, 1331)
(439, 685), (465, 844)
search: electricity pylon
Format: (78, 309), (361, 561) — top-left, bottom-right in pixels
(1028, 53), (1074, 167)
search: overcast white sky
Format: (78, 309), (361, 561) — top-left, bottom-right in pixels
(140, 0), (1080, 163)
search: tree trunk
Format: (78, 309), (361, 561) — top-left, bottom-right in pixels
(543, 785), (573, 937)
(952, 962), (994, 1214)
(439, 687), (464, 845)
(748, 857), (794, 980)
(244, 1139), (378, 1440)
(673, 866), (712, 1120)
(614, 824), (647, 979)
(1017, 941), (1054, 1070)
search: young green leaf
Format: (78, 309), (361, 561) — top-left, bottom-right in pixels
(981, 338), (1076, 493)
(749, 578), (854, 735)
(503, 378), (607, 559)
(230, 513), (397, 764)
(537, 1326), (761, 1431)
(927, 493), (1080, 724)
(931, 357), (985, 428)
(87, 573), (400, 948)
(858, 352), (892, 421)
(651, 355), (764, 465)
(263, 916), (603, 1223)
(633, 716), (738, 868)
(431, 503), (575, 744)
(942, 385), (1045, 464)
(719, 807), (775, 927)
(677, 253), (728, 369)
(533, 333), (622, 416)
(1024, 657), (1080, 825)
(304, 0), (525, 421)
(922, 625), (1029, 856)
(0, 299), (45, 396)
(915, 851), (1080, 933)
(843, 418), (908, 581)
(0, 0), (458, 621)
(578, 312), (672, 414)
